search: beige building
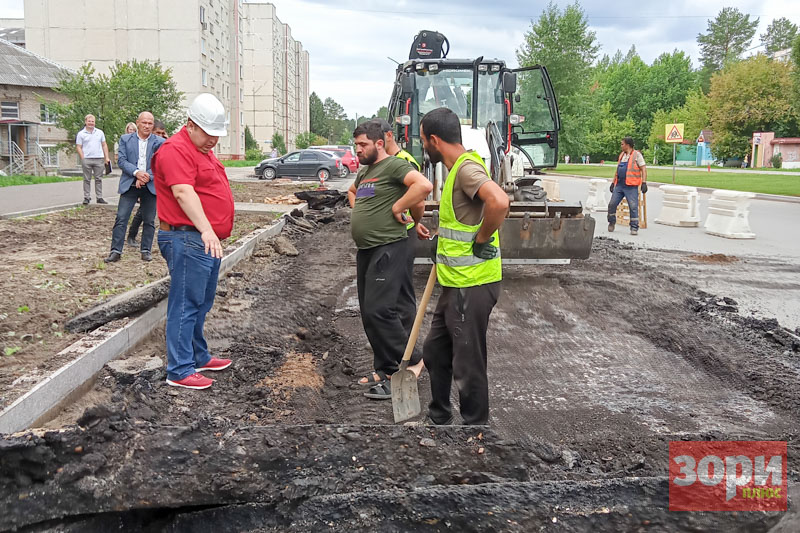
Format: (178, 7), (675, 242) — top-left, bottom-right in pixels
(241, 2), (309, 153)
(0, 37), (72, 174)
(23, 0), (311, 159)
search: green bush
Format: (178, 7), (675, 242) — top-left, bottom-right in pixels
(245, 148), (264, 161)
(770, 153), (783, 169)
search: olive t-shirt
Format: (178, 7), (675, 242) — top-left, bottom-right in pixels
(451, 159), (492, 226)
(351, 156), (414, 249)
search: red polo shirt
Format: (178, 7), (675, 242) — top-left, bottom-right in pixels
(153, 126), (235, 240)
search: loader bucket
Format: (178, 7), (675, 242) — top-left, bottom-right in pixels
(414, 201), (595, 264)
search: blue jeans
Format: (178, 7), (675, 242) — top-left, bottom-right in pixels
(111, 186), (156, 253)
(608, 184), (639, 230)
(158, 230), (221, 381)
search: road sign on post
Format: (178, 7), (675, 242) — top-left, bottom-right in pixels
(665, 123), (685, 184)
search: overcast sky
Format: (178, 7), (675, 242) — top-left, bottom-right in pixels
(2, 0), (798, 119)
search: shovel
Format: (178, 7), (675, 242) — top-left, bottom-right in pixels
(392, 264), (437, 423)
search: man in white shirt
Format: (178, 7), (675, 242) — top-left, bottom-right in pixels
(105, 111), (165, 262)
(75, 114), (110, 204)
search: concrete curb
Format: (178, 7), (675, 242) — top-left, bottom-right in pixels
(0, 215), (292, 434)
(544, 172), (800, 204)
(0, 202), (88, 219)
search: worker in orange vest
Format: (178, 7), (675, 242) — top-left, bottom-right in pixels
(608, 136), (648, 235)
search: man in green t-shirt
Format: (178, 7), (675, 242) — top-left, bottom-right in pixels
(347, 120), (432, 400)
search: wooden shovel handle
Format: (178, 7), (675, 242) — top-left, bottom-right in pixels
(400, 264), (437, 364)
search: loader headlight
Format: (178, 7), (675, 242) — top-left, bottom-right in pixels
(398, 114), (412, 126)
(509, 114), (525, 125)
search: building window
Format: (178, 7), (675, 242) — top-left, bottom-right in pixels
(201, 38), (206, 55)
(240, 88), (244, 103)
(209, 22), (214, 34)
(200, 5), (206, 28)
(1, 101), (19, 119)
(40, 145), (59, 167)
(202, 69), (208, 86)
(40, 103), (56, 124)
(240, 112), (243, 126)
(239, 65), (243, 79)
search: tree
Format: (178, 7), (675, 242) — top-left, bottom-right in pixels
(697, 8), (759, 72)
(646, 90), (710, 164)
(309, 92), (328, 138)
(295, 131), (327, 149)
(323, 97), (348, 143)
(761, 17), (798, 54)
(587, 102), (635, 160)
(708, 55), (798, 160)
(244, 125), (259, 151)
(47, 60), (183, 150)
(517, 1), (600, 157)
(271, 132), (287, 156)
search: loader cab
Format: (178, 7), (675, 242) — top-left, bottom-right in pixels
(387, 59), (560, 173)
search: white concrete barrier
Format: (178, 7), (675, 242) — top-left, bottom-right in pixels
(655, 185), (700, 227)
(585, 178), (610, 212)
(704, 190), (756, 239)
(541, 176), (561, 201)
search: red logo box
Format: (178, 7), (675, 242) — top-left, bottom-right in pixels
(669, 441), (787, 511)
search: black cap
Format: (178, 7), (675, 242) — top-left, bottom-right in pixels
(372, 118), (392, 133)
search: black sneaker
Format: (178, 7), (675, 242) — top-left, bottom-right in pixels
(608, 222), (615, 232)
(96, 198), (108, 204)
(82, 199), (90, 205)
(141, 251), (152, 262)
(127, 236), (138, 248)
(104, 251), (121, 263)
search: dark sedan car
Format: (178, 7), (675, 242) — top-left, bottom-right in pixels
(255, 150), (341, 181)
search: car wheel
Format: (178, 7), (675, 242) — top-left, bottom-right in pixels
(264, 167), (276, 180)
(340, 166), (350, 179)
(317, 168), (330, 181)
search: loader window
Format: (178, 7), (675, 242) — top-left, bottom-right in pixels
(475, 71), (505, 130)
(415, 69), (472, 122)
(514, 69), (557, 133)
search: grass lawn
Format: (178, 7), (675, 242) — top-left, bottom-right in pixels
(222, 159), (261, 167)
(548, 165), (800, 196)
(0, 174), (82, 187)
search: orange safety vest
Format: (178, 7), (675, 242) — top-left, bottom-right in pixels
(614, 150), (643, 187)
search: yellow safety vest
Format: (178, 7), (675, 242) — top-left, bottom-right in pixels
(395, 149), (420, 230)
(436, 151), (502, 288)
(395, 149), (420, 171)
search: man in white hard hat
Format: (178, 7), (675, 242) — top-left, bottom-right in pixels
(152, 93), (235, 390)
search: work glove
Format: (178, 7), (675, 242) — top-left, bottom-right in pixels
(430, 236), (438, 264)
(472, 236), (498, 260)
(641, 182), (648, 194)
(609, 182), (614, 193)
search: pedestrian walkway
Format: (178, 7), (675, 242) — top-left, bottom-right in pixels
(0, 177), (121, 217)
(565, 162), (800, 176)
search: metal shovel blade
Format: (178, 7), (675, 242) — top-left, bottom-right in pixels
(391, 368), (420, 423)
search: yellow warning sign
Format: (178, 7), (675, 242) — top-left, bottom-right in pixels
(665, 123), (684, 143)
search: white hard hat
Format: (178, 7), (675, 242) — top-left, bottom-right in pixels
(188, 93), (228, 136)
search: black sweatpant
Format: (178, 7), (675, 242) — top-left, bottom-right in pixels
(398, 227), (422, 365)
(422, 282), (500, 425)
(356, 239), (414, 376)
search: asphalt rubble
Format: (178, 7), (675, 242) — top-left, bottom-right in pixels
(1, 208), (799, 532)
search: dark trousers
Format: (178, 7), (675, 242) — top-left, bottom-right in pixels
(128, 205), (143, 239)
(422, 282), (500, 425)
(111, 186), (156, 253)
(398, 227), (422, 365)
(356, 238), (412, 376)
(608, 184), (639, 230)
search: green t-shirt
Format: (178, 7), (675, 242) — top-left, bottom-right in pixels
(351, 156), (413, 249)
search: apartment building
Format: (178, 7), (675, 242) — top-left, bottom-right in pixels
(241, 2), (309, 152)
(21, 0), (309, 157)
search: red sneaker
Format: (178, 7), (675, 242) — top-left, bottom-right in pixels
(166, 373), (214, 390)
(196, 357), (232, 372)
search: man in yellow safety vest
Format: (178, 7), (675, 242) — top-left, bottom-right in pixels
(416, 107), (509, 425)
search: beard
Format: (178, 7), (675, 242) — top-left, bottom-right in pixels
(426, 145), (443, 165)
(358, 145), (378, 166)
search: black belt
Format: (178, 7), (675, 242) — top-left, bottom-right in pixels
(160, 221), (198, 232)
